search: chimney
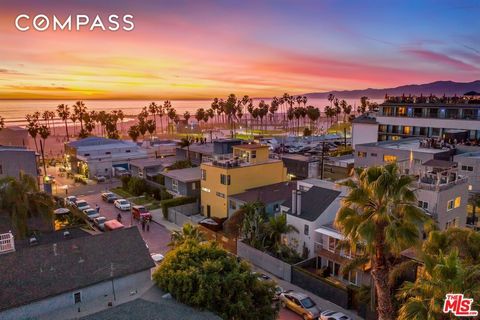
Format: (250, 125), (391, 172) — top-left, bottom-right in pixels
(291, 190), (297, 214)
(296, 190), (302, 215)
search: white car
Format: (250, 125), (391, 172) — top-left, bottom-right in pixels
(150, 253), (165, 264)
(65, 196), (77, 206)
(114, 199), (131, 211)
(83, 208), (100, 221)
(320, 310), (352, 320)
(93, 216), (107, 231)
(75, 200), (90, 211)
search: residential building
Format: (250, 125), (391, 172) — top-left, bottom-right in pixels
(352, 95), (480, 147)
(454, 150), (480, 193)
(140, 139), (178, 158)
(0, 126), (29, 148)
(227, 181), (296, 217)
(161, 167), (201, 198)
(313, 223), (371, 287)
(281, 154), (319, 179)
(0, 146), (38, 179)
(176, 139), (243, 166)
(282, 179), (347, 259)
(130, 157), (177, 180)
(0, 227), (154, 320)
(355, 139), (469, 229)
(200, 144), (288, 218)
(65, 137), (148, 178)
(351, 114), (378, 149)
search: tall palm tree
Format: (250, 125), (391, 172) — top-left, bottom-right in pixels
(195, 108), (206, 128)
(38, 124), (50, 175)
(183, 111), (191, 124)
(397, 250), (480, 320)
(169, 223), (205, 247)
(306, 106), (320, 133)
(128, 125), (140, 142)
(57, 103), (70, 141)
(148, 102), (158, 135)
(179, 136), (193, 162)
(25, 113), (40, 152)
(73, 101), (87, 137)
(0, 175), (55, 239)
(335, 164), (429, 320)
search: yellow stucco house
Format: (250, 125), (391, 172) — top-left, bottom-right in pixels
(200, 144), (288, 218)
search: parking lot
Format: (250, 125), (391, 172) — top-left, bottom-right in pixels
(75, 192), (171, 256)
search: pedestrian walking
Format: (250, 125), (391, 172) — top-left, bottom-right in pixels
(146, 218), (150, 232)
(141, 217), (146, 231)
(95, 204), (100, 213)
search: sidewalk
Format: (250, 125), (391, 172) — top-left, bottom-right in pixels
(150, 209), (181, 232)
(251, 265), (363, 320)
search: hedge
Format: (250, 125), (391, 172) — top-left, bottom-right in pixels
(160, 196), (197, 219)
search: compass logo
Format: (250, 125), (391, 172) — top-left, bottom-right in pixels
(15, 14), (134, 32)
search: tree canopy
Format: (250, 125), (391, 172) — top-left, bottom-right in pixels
(153, 240), (278, 320)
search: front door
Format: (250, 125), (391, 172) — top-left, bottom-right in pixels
(207, 205), (211, 217)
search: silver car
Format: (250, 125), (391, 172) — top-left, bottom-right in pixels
(280, 291), (321, 320)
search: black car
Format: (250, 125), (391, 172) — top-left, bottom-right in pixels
(101, 192), (118, 203)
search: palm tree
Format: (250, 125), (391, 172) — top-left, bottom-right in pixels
(179, 136), (193, 162)
(0, 175), (55, 239)
(38, 124), (51, 176)
(265, 213), (298, 250)
(128, 125), (140, 142)
(169, 223), (205, 247)
(333, 98), (341, 123)
(0, 116), (4, 131)
(183, 111), (191, 124)
(397, 250), (480, 320)
(56, 104), (70, 140)
(195, 108), (205, 127)
(73, 101), (87, 137)
(25, 113), (40, 152)
(146, 119), (156, 139)
(69, 113), (78, 136)
(335, 163), (429, 320)
(148, 102), (158, 135)
(306, 106), (320, 133)
(157, 103), (165, 134)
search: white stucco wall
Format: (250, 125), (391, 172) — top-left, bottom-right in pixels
(352, 122), (378, 149)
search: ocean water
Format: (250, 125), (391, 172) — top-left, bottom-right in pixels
(0, 98), (381, 125)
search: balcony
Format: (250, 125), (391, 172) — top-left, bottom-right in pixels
(314, 239), (356, 260)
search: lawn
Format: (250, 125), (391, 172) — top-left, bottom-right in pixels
(110, 187), (134, 199)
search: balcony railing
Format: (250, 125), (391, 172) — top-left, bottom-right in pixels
(314, 240), (355, 259)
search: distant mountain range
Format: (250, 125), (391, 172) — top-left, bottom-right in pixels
(303, 80), (480, 99)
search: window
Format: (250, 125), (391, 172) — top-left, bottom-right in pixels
(216, 192), (225, 198)
(418, 201), (428, 210)
(304, 224), (309, 236)
(251, 150), (257, 159)
(84, 153), (90, 157)
(328, 237), (338, 252)
(126, 150), (131, 153)
(105, 152), (111, 155)
(201, 169), (206, 181)
(454, 196), (461, 208)
(192, 182), (196, 190)
(370, 153), (377, 157)
(73, 292), (82, 304)
(357, 151), (367, 158)
(461, 165), (473, 172)
(172, 179), (179, 193)
(383, 155), (397, 163)
(220, 174), (231, 185)
(447, 200), (454, 211)
(229, 200), (237, 210)
(446, 218), (458, 229)
(403, 126), (411, 134)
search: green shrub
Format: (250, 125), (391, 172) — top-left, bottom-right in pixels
(127, 176), (148, 196)
(153, 241), (278, 320)
(153, 174), (165, 185)
(160, 196), (196, 219)
(121, 175), (131, 189)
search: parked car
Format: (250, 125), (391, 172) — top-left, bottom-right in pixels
(83, 208), (100, 221)
(93, 216), (107, 231)
(132, 205), (152, 221)
(101, 192), (118, 203)
(65, 196), (77, 206)
(150, 253), (165, 264)
(114, 199), (131, 211)
(75, 200), (90, 211)
(279, 291), (321, 320)
(104, 219), (125, 231)
(320, 311), (352, 320)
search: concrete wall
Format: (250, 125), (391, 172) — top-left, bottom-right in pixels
(0, 149), (37, 179)
(237, 240), (291, 282)
(0, 270), (152, 320)
(167, 202), (200, 226)
(352, 122), (378, 149)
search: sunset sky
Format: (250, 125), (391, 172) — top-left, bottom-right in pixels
(0, 0), (479, 100)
